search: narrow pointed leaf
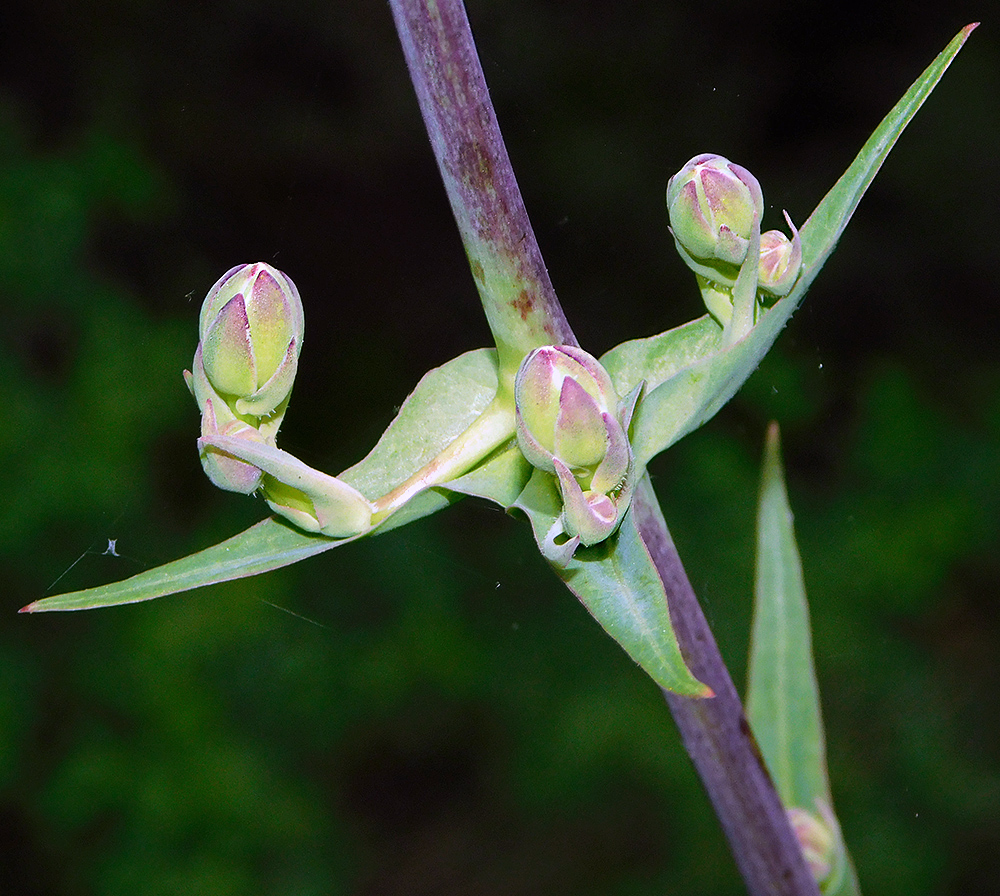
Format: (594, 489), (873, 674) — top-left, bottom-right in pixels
(747, 424), (828, 808)
(620, 24), (975, 466)
(512, 469), (711, 696)
(747, 423), (860, 895)
(25, 348), (501, 612)
(21, 518), (349, 613)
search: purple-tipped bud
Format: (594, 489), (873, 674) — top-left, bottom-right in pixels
(758, 212), (802, 298)
(666, 153), (764, 285)
(515, 346), (620, 475)
(515, 346), (636, 550)
(787, 803), (842, 889)
(199, 263), (304, 418)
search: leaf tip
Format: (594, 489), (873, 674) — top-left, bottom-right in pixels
(18, 602), (39, 614)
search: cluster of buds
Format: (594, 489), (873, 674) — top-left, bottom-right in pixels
(184, 263), (372, 537)
(666, 154), (801, 324)
(514, 345), (639, 564)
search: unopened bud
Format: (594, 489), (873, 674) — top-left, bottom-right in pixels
(198, 262), (304, 418)
(667, 153), (764, 284)
(515, 346), (637, 554)
(787, 803), (843, 890)
(758, 212), (802, 298)
(183, 263), (372, 540)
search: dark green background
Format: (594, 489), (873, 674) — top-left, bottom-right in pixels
(2, 1), (997, 893)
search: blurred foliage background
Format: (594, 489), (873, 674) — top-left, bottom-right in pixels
(2, 0), (997, 893)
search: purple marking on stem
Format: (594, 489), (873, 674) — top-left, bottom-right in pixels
(389, 0), (576, 358)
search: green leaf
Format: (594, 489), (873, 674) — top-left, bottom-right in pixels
(629, 295), (790, 466)
(600, 314), (722, 399)
(512, 469), (710, 696)
(444, 439), (532, 507)
(747, 423), (860, 895)
(340, 348), (499, 500)
(21, 517), (348, 613)
(747, 424), (828, 809)
(25, 348), (502, 612)
(624, 24), (976, 467)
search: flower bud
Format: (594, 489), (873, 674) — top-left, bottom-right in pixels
(198, 262), (304, 418)
(666, 153), (764, 285)
(787, 803), (842, 889)
(183, 264), (375, 539)
(758, 212), (802, 298)
(515, 346), (619, 473)
(515, 346), (637, 554)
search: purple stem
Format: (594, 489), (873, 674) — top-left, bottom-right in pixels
(633, 478), (821, 895)
(389, 0), (577, 382)
(389, 1), (820, 892)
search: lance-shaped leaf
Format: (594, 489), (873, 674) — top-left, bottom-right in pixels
(747, 424), (860, 894)
(603, 23), (976, 468)
(511, 469), (711, 696)
(23, 348), (504, 612)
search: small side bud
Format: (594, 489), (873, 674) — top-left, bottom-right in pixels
(515, 346), (637, 556)
(758, 211), (802, 298)
(667, 153), (764, 285)
(787, 801), (845, 891)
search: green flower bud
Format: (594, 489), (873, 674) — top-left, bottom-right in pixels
(184, 263), (371, 539)
(199, 262), (304, 418)
(516, 345), (619, 473)
(758, 212), (802, 298)
(666, 153), (764, 286)
(515, 346), (637, 554)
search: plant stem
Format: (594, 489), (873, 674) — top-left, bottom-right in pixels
(389, 0), (577, 389)
(632, 477), (821, 896)
(389, 1), (819, 892)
